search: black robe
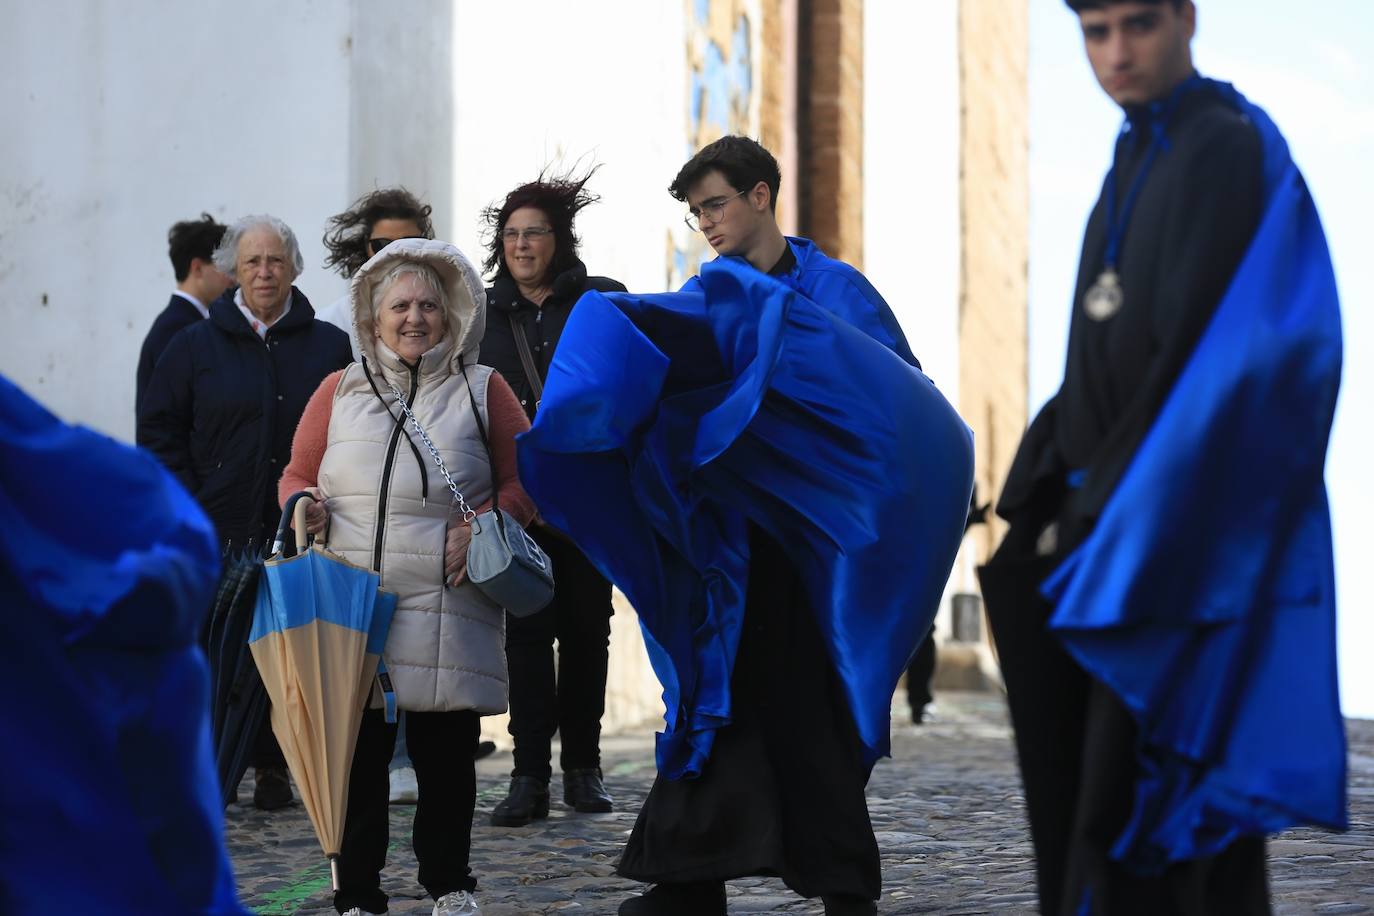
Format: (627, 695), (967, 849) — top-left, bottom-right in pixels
(616, 244), (881, 901)
(616, 525), (880, 900)
(981, 84), (1271, 915)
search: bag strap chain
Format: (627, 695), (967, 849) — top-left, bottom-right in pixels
(386, 381), (477, 524)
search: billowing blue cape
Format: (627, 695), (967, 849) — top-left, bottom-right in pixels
(1042, 82), (1347, 867)
(0, 375), (245, 914)
(518, 243), (974, 778)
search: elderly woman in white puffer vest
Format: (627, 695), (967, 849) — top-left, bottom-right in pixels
(279, 238), (535, 916)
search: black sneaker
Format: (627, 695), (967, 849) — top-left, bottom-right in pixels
(563, 767), (613, 813)
(253, 766), (293, 811)
(618, 882), (726, 915)
(490, 775), (550, 827)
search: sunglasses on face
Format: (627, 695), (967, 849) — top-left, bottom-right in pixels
(368, 237), (397, 255)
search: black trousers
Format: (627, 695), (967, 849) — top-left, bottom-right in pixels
(505, 530), (613, 781)
(333, 708), (480, 914)
(980, 518), (1270, 916)
(905, 626), (936, 715)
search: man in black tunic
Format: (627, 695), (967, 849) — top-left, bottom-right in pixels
(981, 1), (1271, 914)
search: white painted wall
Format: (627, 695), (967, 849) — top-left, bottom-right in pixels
(0, 0), (354, 443)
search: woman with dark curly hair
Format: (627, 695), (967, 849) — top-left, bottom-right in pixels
(479, 169), (627, 827)
(317, 188), (435, 359)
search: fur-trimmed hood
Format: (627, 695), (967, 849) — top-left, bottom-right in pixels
(350, 238), (487, 375)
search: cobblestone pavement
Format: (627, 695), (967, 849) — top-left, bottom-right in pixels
(228, 692), (1374, 915)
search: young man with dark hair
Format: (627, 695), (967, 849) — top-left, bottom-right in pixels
(982, 2), (1345, 914)
(666, 136), (916, 365)
(611, 135), (925, 916)
(135, 214), (231, 414)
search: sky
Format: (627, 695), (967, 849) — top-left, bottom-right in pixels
(1027, 1), (1374, 716)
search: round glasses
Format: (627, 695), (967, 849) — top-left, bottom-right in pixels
(684, 189), (748, 232)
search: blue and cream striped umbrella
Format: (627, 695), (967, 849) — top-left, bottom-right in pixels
(248, 492), (397, 888)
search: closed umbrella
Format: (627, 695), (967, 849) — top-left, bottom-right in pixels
(248, 492), (397, 888)
(205, 545), (269, 808)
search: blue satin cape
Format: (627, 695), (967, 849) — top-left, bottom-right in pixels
(517, 245), (974, 779)
(1042, 82), (1347, 868)
(0, 375), (245, 914)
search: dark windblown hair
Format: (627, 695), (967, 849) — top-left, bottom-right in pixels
(481, 166), (602, 282)
(669, 135), (782, 212)
(168, 214), (227, 282)
(322, 187), (434, 278)
(1065, 0), (1183, 11)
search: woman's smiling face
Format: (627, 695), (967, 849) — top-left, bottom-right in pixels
(376, 272), (446, 361)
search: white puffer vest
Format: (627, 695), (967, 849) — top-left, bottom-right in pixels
(318, 239), (507, 714)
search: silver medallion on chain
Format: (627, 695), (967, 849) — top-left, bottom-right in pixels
(1084, 268), (1124, 321)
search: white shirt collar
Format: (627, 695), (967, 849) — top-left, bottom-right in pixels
(172, 289), (209, 319)
(234, 288), (293, 339)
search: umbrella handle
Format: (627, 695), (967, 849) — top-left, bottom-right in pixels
(294, 496), (312, 555)
(272, 491), (318, 557)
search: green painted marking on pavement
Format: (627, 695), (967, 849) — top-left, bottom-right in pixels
(251, 868), (330, 915)
(247, 840), (405, 915)
(608, 759), (652, 778)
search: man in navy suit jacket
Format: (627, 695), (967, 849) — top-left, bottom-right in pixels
(135, 214), (232, 414)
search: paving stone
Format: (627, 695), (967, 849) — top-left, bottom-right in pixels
(225, 693), (1374, 914)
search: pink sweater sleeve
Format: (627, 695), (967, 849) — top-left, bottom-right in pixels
(279, 370), (343, 507)
(479, 372), (537, 527)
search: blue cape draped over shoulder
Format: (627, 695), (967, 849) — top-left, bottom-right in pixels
(517, 241), (974, 779)
(1042, 81), (1347, 867)
(0, 375), (245, 914)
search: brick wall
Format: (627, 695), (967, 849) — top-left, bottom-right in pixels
(957, 0), (1029, 559)
(802, 0), (864, 266)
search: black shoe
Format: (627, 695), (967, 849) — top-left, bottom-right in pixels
(490, 775), (550, 826)
(823, 894), (877, 915)
(473, 740), (497, 761)
(618, 882), (726, 915)
(253, 766), (293, 811)
(563, 767), (613, 813)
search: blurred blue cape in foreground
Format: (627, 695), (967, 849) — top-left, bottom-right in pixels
(517, 250), (974, 779)
(0, 375), (245, 914)
(1042, 82), (1347, 867)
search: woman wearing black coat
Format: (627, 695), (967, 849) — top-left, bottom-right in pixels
(479, 172), (626, 827)
(137, 213), (351, 810)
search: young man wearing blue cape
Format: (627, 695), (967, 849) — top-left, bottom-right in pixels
(980, 2), (1346, 914)
(514, 137), (974, 915)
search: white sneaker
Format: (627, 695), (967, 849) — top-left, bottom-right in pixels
(388, 765), (418, 804)
(433, 890), (480, 915)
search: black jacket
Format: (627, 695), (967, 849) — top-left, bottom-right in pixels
(136, 294), (205, 415)
(137, 287), (351, 548)
(997, 84), (1263, 544)
(480, 260), (626, 421)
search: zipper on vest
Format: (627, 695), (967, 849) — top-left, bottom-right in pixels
(373, 364), (420, 572)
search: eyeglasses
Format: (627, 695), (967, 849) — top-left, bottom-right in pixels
(500, 227), (555, 243)
(368, 237), (396, 254)
(684, 189), (749, 232)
